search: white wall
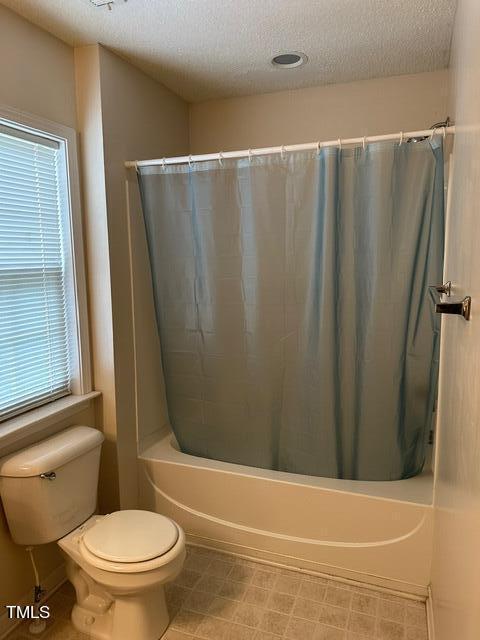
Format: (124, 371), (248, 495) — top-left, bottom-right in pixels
(431, 1), (480, 639)
(189, 70), (449, 153)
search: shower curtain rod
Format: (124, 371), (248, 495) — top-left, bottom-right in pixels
(124, 126), (455, 169)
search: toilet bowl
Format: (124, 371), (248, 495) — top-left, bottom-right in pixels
(0, 426), (186, 640)
(58, 512), (186, 640)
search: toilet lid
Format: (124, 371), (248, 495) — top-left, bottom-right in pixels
(82, 510), (179, 563)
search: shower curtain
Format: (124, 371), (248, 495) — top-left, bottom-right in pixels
(137, 137), (444, 481)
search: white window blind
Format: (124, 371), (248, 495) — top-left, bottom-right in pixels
(0, 123), (71, 421)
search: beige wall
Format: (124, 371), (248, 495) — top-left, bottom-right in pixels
(189, 70), (449, 153)
(0, 5), (76, 128)
(431, 1), (480, 639)
(0, 7), (85, 630)
(74, 45), (120, 513)
(75, 45), (189, 510)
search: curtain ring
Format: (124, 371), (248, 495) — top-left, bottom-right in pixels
(161, 157), (166, 170)
(134, 161), (139, 174)
(337, 138), (342, 151)
(362, 136), (367, 150)
(430, 127), (438, 140)
(248, 149), (253, 162)
(442, 126), (447, 139)
(399, 132), (404, 146)
(281, 145), (286, 159)
(188, 155), (193, 168)
(317, 141), (321, 153)
(218, 151), (224, 166)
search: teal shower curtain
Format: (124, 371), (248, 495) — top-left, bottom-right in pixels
(138, 137), (444, 481)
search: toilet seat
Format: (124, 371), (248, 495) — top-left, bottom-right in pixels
(78, 511), (182, 573)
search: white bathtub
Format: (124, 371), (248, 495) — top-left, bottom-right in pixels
(139, 430), (433, 596)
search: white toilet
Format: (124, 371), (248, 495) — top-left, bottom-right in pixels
(0, 426), (186, 640)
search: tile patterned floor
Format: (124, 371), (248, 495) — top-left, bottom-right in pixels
(7, 546), (428, 640)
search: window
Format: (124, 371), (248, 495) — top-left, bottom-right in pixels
(0, 112), (90, 422)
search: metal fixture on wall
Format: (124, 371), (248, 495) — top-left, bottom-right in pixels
(429, 282), (472, 321)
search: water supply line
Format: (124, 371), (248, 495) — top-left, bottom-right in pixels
(26, 546), (47, 635)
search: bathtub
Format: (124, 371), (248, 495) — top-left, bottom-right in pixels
(139, 430), (434, 597)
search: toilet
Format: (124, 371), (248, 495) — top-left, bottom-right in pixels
(0, 426), (185, 640)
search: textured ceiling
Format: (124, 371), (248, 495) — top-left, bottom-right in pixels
(1, 0), (457, 102)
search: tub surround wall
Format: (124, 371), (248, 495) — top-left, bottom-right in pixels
(189, 70), (449, 154)
(431, 1), (480, 639)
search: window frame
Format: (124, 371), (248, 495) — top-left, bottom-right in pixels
(0, 104), (92, 419)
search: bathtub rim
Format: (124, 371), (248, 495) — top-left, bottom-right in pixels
(139, 427), (434, 507)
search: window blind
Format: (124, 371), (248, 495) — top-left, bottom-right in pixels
(0, 123), (71, 421)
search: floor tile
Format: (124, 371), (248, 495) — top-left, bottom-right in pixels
(291, 596), (320, 621)
(251, 570), (277, 590)
(233, 603), (264, 628)
(376, 618), (405, 640)
(207, 596), (239, 620)
(220, 580), (249, 601)
(405, 603), (426, 628)
(183, 589), (216, 613)
(196, 574), (225, 594)
(324, 587), (352, 609)
(7, 545), (429, 640)
(259, 609), (290, 635)
(318, 604), (349, 629)
(273, 574), (301, 596)
(377, 598), (406, 624)
(266, 590), (295, 614)
(172, 608), (205, 633)
(244, 585), (270, 606)
(347, 611), (376, 636)
(195, 615), (231, 639)
(298, 580), (327, 602)
(229, 565), (256, 584)
(405, 626), (427, 640)
(314, 623), (346, 640)
(351, 592), (378, 616)
(285, 616), (316, 640)
(226, 623), (256, 640)
(252, 631), (283, 640)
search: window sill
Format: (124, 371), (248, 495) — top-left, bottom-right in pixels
(0, 392), (101, 455)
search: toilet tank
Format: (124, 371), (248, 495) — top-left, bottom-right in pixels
(0, 426), (104, 545)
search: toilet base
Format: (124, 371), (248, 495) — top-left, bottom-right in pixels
(71, 587), (169, 640)
(58, 516), (185, 640)
(65, 555), (171, 640)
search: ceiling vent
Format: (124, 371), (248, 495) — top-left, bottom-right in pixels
(271, 52), (308, 68)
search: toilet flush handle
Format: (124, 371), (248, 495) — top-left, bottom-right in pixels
(39, 471), (56, 480)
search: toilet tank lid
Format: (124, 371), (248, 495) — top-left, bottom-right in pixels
(0, 426), (104, 478)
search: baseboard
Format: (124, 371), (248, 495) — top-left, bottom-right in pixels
(186, 534), (428, 601)
(0, 563), (66, 640)
(426, 585), (435, 640)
